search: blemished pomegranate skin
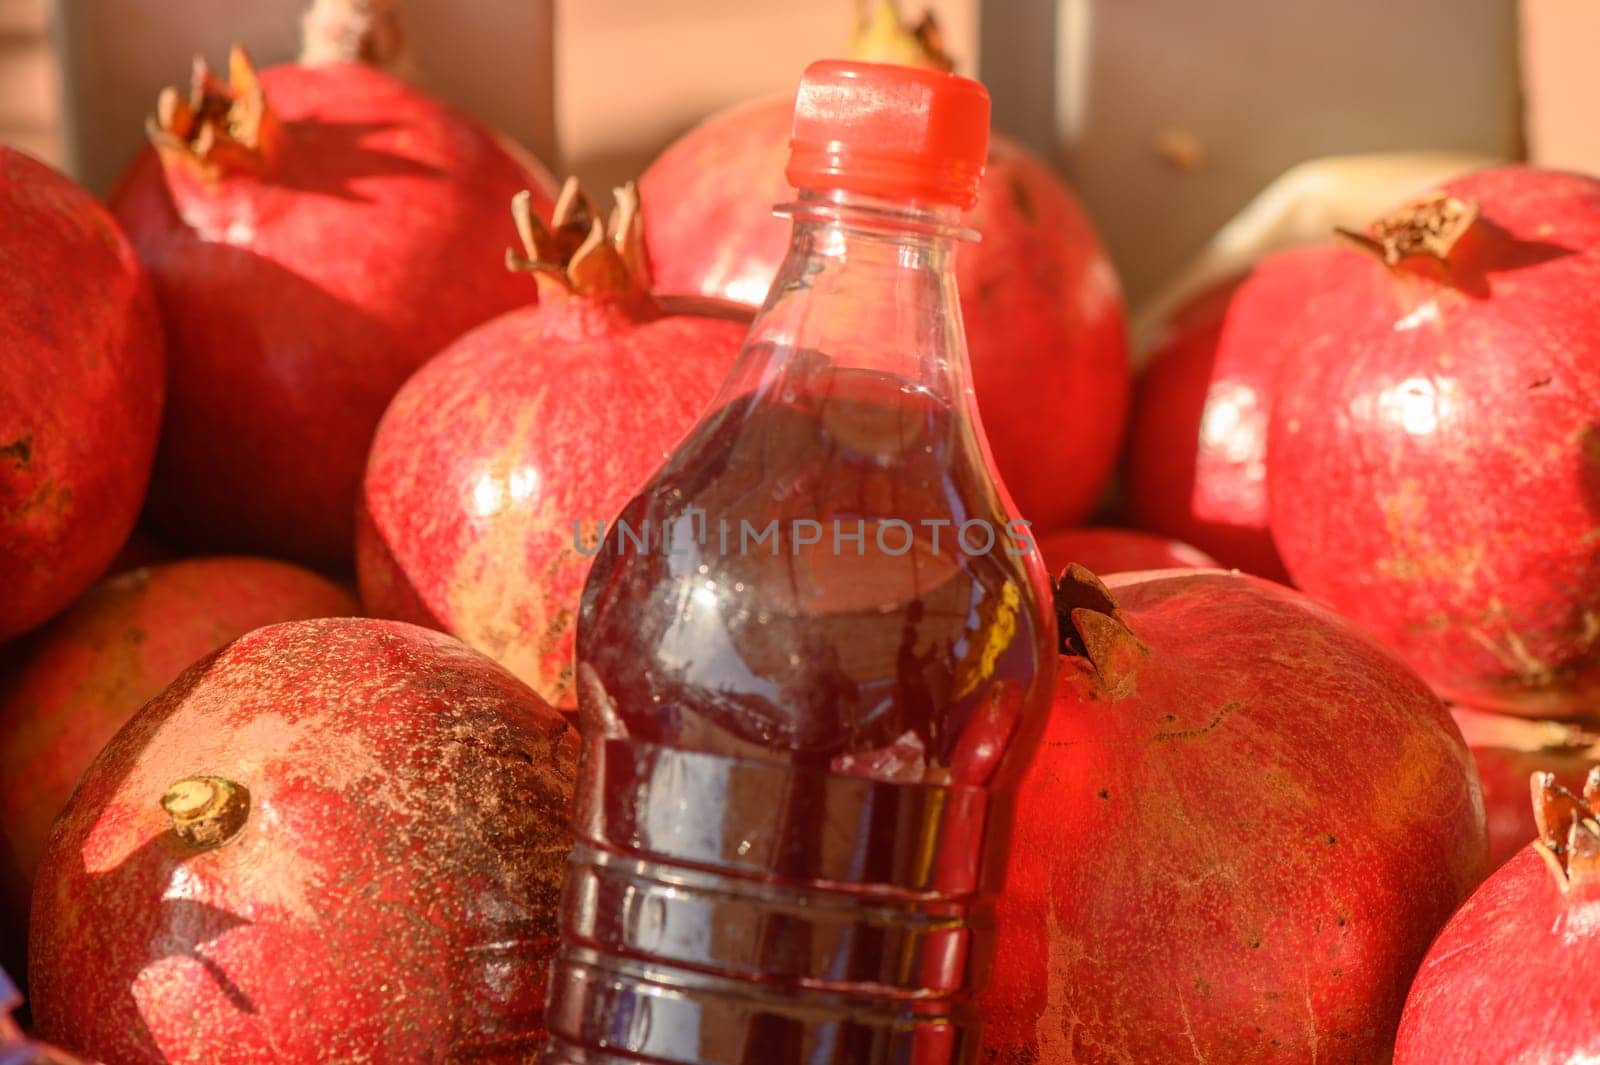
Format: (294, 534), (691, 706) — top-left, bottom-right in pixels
(1034, 526), (1219, 577)
(0, 557), (356, 911)
(28, 618), (575, 1063)
(981, 567), (1487, 1063)
(1125, 248), (1338, 582)
(357, 184), (747, 710)
(1395, 771), (1600, 1065)
(0, 148), (165, 643)
(641, 98), (1130, 534)
(110, 51), (556, 570)
(1269, 166), (1600, 717)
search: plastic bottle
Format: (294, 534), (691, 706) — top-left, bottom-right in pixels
(542, 60), (1058, 1064)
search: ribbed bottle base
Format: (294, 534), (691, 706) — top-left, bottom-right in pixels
(540, 943), (975, 1064)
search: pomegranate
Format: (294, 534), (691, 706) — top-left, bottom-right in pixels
(358, 181), (747, 709)
(1269, 167), (1600, 716)
(0, 148), (164, 642)
(640, 2), (1129, 531)
(0, 557), (356, 916)
(28, 618), (575, 1062)
(1125, 248), (1339, 581)
(1395, 770), (1600, 1063)
(981, 566), (1486, 1062)
(1451, 706), (1600, 870)
(110, 31), (557, 571)
(1034, 525), (1217, 576)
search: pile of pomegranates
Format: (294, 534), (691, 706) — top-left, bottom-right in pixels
(10, 0), (1600, 1056)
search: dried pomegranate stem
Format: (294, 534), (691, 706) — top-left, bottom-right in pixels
(1334, 193), (1482, 267)
(300, 0), (407, 69)
(1531, 768), (1600, 891)
(1053, 564), (1148, 681)
(162, 776), (251, 849)
(849, 1), (955, 71)
(505, 177), (654, 301)
(146, 46), (280, 181)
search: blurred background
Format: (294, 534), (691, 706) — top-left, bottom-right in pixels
(1, 0), (1596, 305)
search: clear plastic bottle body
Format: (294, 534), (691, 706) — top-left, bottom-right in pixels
(542, 192), (1057, 1065)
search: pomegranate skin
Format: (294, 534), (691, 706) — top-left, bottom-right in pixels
(982, 568), (1486, 1063)
(1034, 525), (1217, 576)
(111, 61), (556, 571)
(1126, 249), (1337, 581)
(641, 99), (1130, 530)
(1269, 166), (1600, 716)
(1394, 814), (1600, 1062)
(28, 618), (575, 1063)
(0, 558), (356, 907)
(0, 148), (165, 641)
(1450, 706), (1600, 869)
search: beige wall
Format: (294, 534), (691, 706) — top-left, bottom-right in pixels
(23, 1), (976, 197)
(556, 1), (978, 194)
(0, 0), (60, 163)
(1521, 0), (1600, 174)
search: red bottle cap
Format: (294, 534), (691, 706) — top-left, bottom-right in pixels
(786, 59), (990, 210)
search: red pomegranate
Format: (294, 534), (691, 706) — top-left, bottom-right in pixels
(640, 4), (1129, 532)
(0, 148), (164, 642)
(1125, 248), (1339, 581)
(1395, 770), (1600, 1063)
(28, 618), (575, 1062)
(1451, 706), (1600, 870)
(1034, 525), (1217, 576)
(1269, 167), (1600, 716)
(358, 181), (747, 709)
(0, 557), (355, 913)
(110, 36), (557, 571)
(981, 566), (1486, 1062)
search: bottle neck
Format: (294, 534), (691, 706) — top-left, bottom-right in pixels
(743, 188), (974, 407)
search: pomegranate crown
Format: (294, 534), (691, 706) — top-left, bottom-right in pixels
(1052, 565), (1147, 698)
(1532, 767), (1600, 893)
(850, 1), (954, 71)
(146, 46), (279, 180)
(505, 177), (653, 300)
(1334, 191), (1482, 267)
(300, 0), (407, 69)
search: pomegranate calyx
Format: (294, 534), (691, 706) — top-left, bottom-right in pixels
(146, 46), (280, 181)
(1334, 192), (1481, 268)
(849, 1), (955, 72)
(1054, 564), (1147, 692)
(300, 0), (407, 69)
(506, 178), (655, 302)
(161, 776), (250, 849)
(1531, 768), (1600, 892)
